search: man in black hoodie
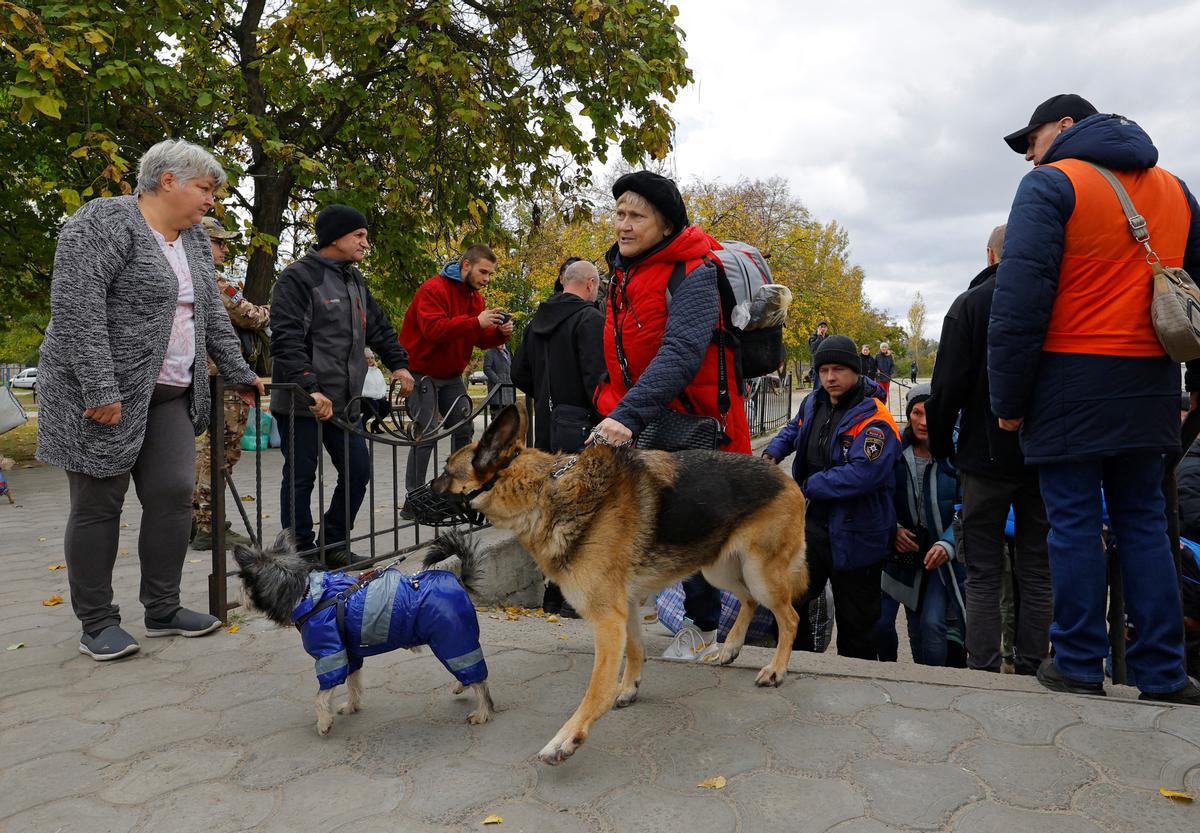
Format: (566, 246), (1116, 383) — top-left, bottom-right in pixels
(926, 224), (1052, 675)
(512, 260), (606, 453)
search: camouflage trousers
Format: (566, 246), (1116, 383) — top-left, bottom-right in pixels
(192, 390), (250, 529)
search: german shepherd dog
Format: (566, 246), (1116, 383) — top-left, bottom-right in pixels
(431, 405), (808, 765)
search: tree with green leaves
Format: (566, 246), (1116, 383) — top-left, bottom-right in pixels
(0, 0), (692, 359)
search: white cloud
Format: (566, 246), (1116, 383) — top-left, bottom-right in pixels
(667, 0), (1200, 328)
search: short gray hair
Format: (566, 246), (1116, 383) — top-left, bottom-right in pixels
(135, 139), (226, 195)
(987, 224), (1006, 260)
(562, 260), (598, 286)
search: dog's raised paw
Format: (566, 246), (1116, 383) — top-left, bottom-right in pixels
(754, 666), (786, 687)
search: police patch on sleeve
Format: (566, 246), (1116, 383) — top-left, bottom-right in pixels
(862, 425), (886, 461)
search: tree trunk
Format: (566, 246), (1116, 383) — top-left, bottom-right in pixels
(244, 164), (295, 305)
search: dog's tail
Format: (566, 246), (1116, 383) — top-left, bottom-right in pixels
(422, 529), (484, 595)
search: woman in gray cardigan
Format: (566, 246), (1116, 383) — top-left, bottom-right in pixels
(37, 138), (263, 661)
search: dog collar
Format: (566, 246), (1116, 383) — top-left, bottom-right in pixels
(464, 449), (522, 501)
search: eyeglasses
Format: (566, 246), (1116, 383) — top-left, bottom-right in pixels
(212, 240), (230, 249)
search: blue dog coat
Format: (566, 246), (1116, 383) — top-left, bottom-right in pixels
(292, 568), (487, 690)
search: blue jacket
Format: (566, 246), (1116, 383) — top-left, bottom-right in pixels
(293, 568), (487, 690)
(766, 378), (900, 569)
(988, 113), (1200, 463)
(882, 445), (960, 610)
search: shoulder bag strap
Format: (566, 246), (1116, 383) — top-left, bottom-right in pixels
(1082, 161), (1162, 262)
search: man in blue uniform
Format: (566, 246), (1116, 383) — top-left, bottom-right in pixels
(765, 335), (901, 659)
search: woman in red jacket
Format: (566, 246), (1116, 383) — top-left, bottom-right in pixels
(592, 171), (751, 662)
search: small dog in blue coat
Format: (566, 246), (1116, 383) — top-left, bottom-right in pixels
(233, 531), (494, 736)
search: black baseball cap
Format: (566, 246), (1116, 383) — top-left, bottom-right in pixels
(1003, 94), (1098, 154)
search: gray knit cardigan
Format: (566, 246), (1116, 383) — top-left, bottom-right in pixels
(36, 196), (257, 478)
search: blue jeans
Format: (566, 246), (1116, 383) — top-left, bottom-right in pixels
(276, 414), (370, 552)
(1039, 453), (1187, 694)
(907, 563), (966, 666)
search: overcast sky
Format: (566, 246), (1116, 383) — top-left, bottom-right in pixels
(666, 0), (1200, 330)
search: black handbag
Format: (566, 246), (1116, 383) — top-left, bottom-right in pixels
(635, 408), (720, 451)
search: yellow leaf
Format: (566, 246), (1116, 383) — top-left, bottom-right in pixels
(241, 495), (255, 502)
(70, 146), (88, 158)
(187, 559), (201, 564)
(697, 775), (727, 790)
(546, 614), (560, 623)
(1159, 788), (1194, 802)
(120, 523), (129, 528)
(48, 564), (65, 571)
(6, 643), (25, 650)
(119, 549), (129, 556)
(226, 624), (240, 634)
(559, 635), (568, 641)
(42, 595), (64, 607)
(37, 536), (46, 542)
(481, 815), (503, 825)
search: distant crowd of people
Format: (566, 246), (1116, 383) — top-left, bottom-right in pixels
(35, 93), (1200, 706)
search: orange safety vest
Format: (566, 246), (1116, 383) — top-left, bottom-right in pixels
(1042, 159), (1192, 357)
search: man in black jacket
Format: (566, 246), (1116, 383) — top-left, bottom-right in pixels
(925, 224), (1052, 675)
(512, 259), (605, 452)
(270, 205), (413, 562)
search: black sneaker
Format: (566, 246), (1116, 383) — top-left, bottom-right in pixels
(1036, 657), (1105, 696)
(1138, 677), (1200, 706)
(144, 608), (222, 638)
(399, 504), (416, 521)
(79, 625), (140, 661)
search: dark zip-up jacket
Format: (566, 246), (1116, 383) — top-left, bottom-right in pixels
(511, 292), (605, 450)
(270, 248), (408, 421)
(881, 444), (960, 610)
(927, 263), (1032, 480)
(766, 378), (901, 569)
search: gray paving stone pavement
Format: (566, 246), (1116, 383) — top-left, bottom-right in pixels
(2, 454), (1200, 832)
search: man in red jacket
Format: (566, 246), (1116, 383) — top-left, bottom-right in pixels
(399, 244), (513, 506)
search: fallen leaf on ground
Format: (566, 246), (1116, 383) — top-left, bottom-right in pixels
(226, 624), (240, 634)
(6, 643), (25, 650)
(559, 635), (568, 641)
(48, 564), (65, 571)
(1159, 788), (1194, 802)
(119, 549), (129, 556)
(481, 815), (503, 825)
(37, 536), (46, 542)
(546, 614), (560, 623)
(187, 559), (201, 564)
(120, 523), (129, 528)
(42, 595), (63, 607)
(241, 495), (255, 502)
(697, 775), (727, 790)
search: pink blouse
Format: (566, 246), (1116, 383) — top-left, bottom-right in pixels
(152, 228), (196, 387)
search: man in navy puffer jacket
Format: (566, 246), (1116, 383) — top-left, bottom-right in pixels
(990, 94), (1200, 704)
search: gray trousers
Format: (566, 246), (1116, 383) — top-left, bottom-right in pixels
(404, 373), (473, 492)
(960, 471), (1053, 673)
(65, 384), (195, 634)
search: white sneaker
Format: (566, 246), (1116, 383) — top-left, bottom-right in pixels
(662, 623), (720, 662)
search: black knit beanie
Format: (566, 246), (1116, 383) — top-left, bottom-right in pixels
(812, 334), (860, 372)
(315, 204), (369, 248)
(612, 171), (689, 232)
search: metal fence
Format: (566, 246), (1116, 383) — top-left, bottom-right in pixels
(205, 377), (509, 620)
(206, 371), (792, 620)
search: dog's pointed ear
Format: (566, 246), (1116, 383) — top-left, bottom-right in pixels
(273, 529), (294, 552)
(472, 404), (524, 472)
(232, 544), (258, 571)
